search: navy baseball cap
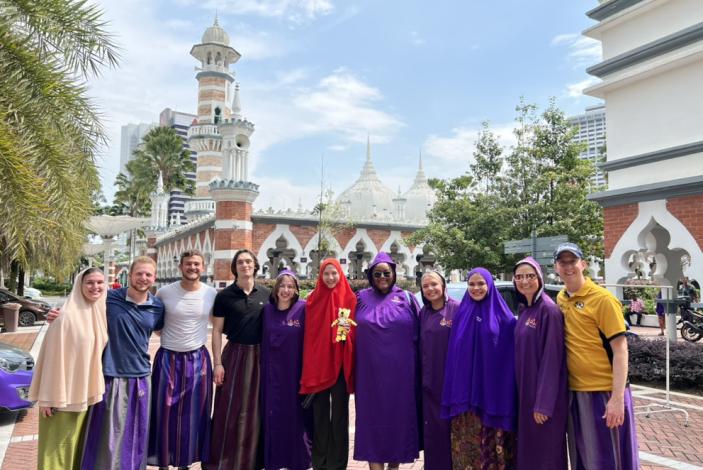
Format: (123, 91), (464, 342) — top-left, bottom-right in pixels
(553, 242), (584, 261)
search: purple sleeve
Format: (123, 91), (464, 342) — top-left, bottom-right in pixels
(533, 304), (565, 417)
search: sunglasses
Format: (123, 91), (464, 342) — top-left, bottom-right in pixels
(373, 271), (393, 279)
(514, 273), (538, 281)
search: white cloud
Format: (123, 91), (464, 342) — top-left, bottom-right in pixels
(422, 124), (516, 169)
(192, 0), (333, 24)
(566, 77), (600, 98)
(411, 31), (425, 46)
(252, 176), (321, 212)
(551, 33), (602, 67)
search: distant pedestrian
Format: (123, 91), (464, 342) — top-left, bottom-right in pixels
(111, 279), (121, 289)
(80, 256), (165, 470)
(553, 242), (639, 470)
(29, 268), (108, 470)
(513, 257), (568, 469)
(262, 269), (311, 470)
(442, 267), (517, 469)
(300, 258), (357, 470)
(147, 250), (217, 470)
(419, 271), (459, 470)
(205, 249), (269, 470)
(354, 252), (421, 470)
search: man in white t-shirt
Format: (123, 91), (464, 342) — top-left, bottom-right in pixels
(146, 250), (217, 470)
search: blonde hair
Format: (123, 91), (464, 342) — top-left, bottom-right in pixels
(129, 256), (156, 273)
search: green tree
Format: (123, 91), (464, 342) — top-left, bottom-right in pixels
(411, 99), (604, 274)
(131, 126), (196, 195)
(0, 0), (118, 275)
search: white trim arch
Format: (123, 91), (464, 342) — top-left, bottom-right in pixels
(256, 224), (305, 276)
(302, 232), (345, 276)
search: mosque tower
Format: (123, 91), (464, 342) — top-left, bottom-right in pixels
(187, 16), (240, 198)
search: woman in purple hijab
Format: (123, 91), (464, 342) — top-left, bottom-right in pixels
(354, 252), (421, 470)
(441, 267), (517, 469)
(513, 257), (568, 469)
(419, 271), (460, 470)
(261, 269), (312, 470)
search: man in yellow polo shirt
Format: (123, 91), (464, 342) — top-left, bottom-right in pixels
(554, 242), (639, 470)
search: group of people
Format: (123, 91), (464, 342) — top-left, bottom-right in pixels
(28, 242), (640, 470)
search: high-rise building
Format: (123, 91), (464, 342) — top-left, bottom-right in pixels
(159, 108), (197, 225)
(568, 104), (607, 187)
(119, 122), (156, 174)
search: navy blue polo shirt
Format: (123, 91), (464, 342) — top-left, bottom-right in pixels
(102, 288), (165, 378)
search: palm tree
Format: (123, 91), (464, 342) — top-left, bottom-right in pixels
(0, 0), (118, 275)
(131, 126), (196, 195)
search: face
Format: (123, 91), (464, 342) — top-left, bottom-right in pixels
(467, 273), (488, 302)
(180, 255), (204, 281)
(322, 264), (340, 289)
(372, 263), (393, 292)
(554, 253), (586, 285)
(514, 264), (539, 300)
(81, 272), (105, 303)
(129, 262), (156, 293)
(421, 274), (444, 304)
(276, 276), (297, 305)
(235, 252), (255, 278)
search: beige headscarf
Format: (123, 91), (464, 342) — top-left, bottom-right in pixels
(28, 268), (108, 411)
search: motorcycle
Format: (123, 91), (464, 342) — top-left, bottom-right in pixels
(677, 297), (703, 343)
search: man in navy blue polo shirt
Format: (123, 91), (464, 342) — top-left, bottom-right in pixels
(80, 256), (165, 470)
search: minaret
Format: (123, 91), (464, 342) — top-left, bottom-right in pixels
(150, 172), (169, 229)
(393, 186), (407, 221)
(187, 16), (241, 197)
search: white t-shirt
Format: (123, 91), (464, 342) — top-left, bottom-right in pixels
(156, 282), (217, 352)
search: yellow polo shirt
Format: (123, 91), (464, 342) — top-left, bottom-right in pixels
(557, 278), (626, 391)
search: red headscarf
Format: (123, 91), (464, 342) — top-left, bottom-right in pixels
(300, 258), (357, 394)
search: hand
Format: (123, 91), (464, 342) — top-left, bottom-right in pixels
(603, 394), (625, 428)
(213, 364), (225, 386)
(40, 406), (54, 418)
(533, 411), (549, 424)
(46, 308), (61, 324)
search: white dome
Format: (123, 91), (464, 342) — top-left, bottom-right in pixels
(337, 142), (395, 220)
(403, 156), (436, 222)
(202, 18), (230, 45)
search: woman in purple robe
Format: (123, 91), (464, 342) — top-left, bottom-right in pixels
(261, 269), (312, 470)
(419, 271), (460, 470)
(442, 267), (517, 469)
(354, 252), (421, 470)
(513, 257), (568, 469)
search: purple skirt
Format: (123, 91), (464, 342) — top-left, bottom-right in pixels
(567, 389), (640, 470)
(147, 345), (213, 467)
(203, 342), (261, 470)
(80, 376), (150, 470)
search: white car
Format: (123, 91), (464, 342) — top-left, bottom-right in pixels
(22, 287), (42, 300)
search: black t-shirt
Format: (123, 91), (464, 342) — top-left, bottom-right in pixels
(213, 282), (271, 345)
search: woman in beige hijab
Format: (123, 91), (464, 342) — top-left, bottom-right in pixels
(29, 267), (108, 469)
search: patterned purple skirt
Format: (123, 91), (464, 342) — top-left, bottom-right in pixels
(450, 411), (516, 470)
(203, 342), (261, 470)
(80, 376), (150, 470)
(567, 389), (640, 470)
(147, 345), (213, 467)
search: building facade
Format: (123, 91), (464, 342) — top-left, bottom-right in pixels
(145, 19), (436, 287)
(119, 122), (156, 174)
(568, 104), (607, 187)
(584, 0), (703, 293)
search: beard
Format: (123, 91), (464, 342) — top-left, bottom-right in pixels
(130, 282), (151, 293)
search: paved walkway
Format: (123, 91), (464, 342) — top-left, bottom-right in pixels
(0, 323), (701, 469)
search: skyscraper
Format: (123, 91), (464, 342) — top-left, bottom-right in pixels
(119, 122), (156, 174)
(159, 108), (197, 225)
(568, 104), (607, 187)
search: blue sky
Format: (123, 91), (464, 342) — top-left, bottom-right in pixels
(90, 0), (603, 210)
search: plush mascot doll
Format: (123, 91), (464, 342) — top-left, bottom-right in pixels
(331, 308), (357, 342)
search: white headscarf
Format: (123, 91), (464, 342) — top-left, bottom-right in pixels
(28, 268), (108, 411)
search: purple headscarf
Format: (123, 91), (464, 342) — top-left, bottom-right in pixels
(366, 251), (396, 290)
(440, 267), (517, 431)
(270, 268), (300, 304)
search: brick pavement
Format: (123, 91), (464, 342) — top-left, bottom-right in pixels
(2, 327), (702, 469)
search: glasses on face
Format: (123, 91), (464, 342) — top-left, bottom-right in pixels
(373, 271), (392, 279)
(514, 273), (538, 281)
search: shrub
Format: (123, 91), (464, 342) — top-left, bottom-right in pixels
(628, 337), (703, 388)
(31, 277), (73, 296)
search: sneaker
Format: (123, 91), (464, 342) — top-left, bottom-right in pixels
(658, 332), (664, 336)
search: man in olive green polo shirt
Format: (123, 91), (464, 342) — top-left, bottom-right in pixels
(554, 242), (639, 469)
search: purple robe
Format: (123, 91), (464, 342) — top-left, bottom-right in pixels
(261, 299), (312, 470)
(354, 252), (421, 463)
(420, 297), (460, 470)
(441, 267), (517, 432)
(513, 256), (568, 469)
